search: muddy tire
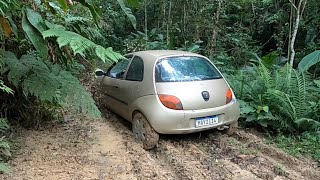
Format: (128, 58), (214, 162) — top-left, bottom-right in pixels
(225, 121), (238, 135)
(132, 112), (159, 150)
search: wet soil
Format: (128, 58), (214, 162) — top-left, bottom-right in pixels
(1, 108), (319, 180)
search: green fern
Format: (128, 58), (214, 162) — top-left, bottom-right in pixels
(0, 79), (13, 94)
(64, 16), (90, 24)
(0, 50), (101, 118)
(42, 22), (123, 64)
(265, 89), (296, 131)
(0, 0), (16, 16)
(258, 61), (274, 89)
(0, 118), (10, 174)
(290, 69), (306, 119)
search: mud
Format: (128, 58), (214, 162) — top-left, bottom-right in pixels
(1, 108), (319, 180)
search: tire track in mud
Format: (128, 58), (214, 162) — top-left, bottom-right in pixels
(232, 131), (320, 180)
(101, 109), (320, 180)
(185, 130), (320, 180)
(105, 110), (261, 180)
(158, 136), (261, 180)
(104, 112), (179, 179)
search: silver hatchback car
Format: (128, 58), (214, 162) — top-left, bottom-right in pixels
(95, 50), (240, 149)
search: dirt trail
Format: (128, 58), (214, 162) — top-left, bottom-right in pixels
(1, 109), (319, 180)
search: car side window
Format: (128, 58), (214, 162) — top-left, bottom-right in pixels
(109, 59), (130, 79)
(126, 56), (144, 81)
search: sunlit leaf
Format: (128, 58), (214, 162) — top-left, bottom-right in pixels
(117, 0), (137, 29)
(298, 50), (320, 72)
(22, 12), (48, 58)
(26, 8), (47, 33)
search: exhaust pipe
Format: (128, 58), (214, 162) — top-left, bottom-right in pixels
(217, 125), (229, 131)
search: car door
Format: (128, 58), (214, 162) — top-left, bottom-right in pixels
(101, 56), (132, 118)
(113, 55), (145, 121)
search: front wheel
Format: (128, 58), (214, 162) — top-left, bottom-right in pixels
(132, 112), (159, 150)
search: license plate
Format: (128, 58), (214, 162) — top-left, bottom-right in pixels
(195, 116), (219, 128)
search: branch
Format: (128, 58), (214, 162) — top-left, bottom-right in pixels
(288, 0), (298, 10)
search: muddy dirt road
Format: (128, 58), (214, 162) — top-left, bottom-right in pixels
(1, 106), (319, 180)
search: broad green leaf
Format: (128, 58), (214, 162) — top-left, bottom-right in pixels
(22, 12), (48, 58)
(117, 0), (137, 29)
(256, 106), (269, 113)
(298, 50), (320, 72)
(245, 115), (256, 122)
(56, 0), (68, 11)
(261, 51), (278, 67)
(262, 106), (269, 112)
(26, 8), (47, 33)
(49, 2), (63, 13)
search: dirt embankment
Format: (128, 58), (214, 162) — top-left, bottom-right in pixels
(1, 106), (319, 180)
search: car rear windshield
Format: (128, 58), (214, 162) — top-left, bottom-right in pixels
(155, 56), (222, 82)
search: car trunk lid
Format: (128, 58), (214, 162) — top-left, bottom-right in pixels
(156, 79), (229, 110)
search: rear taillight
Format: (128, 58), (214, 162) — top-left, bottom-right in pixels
(226, 88), (233, 104)
(158, 94), (183, 110)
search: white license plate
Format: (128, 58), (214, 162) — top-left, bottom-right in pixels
(195, 116), (219, 128)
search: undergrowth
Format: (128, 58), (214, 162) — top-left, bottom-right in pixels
(267, 132), (320, 161)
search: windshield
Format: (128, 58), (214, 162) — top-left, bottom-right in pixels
(155, 56), (222, 82)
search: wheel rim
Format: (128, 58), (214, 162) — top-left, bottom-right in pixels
(133, 115), (146, 141)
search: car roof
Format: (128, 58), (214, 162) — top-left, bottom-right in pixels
(127, 50), (204, 60)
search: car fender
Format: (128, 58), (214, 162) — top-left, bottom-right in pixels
(129, 95), (161, 132)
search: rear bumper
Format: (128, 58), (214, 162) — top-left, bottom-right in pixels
(132, 96), (240, 134)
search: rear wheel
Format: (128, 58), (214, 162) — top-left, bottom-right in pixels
(132, 112), (159, 150)
(225, 121), (238, 135)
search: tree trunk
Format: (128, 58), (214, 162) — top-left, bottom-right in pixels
(210, 0), (222, 55)
(289, 0), (307, 67)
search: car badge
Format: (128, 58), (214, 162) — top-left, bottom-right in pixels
(201, 91), (210, 101)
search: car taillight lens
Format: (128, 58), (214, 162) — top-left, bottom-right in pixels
(226, 88), (233, 104)
(158, 94), (183, 110)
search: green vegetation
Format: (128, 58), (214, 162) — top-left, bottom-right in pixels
(0, 0), (320, 173)
(268, 132), (320, 161)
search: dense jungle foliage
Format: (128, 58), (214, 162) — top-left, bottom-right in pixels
(0, 0), (320, 172)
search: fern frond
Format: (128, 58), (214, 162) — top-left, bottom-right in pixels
(42, 24), (123, 63)
(258, 61), (273, 89)
(65, 16), (90, 24)
(0, 79), (13, 94)
(81, 26), (104, 41)
(295, 118), (320, 131)
(290, 69), (306, 119)
(265, 89), (296, 130)
(274, 64), (290, 91)
(0, 118), (9, 133)
(0, 50), (100, 118)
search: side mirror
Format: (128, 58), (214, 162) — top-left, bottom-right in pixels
(95, 69), (106, 76)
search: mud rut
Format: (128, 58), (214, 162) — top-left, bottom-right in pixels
(104, 108), (319, 180)
(1, 106), (319, 180)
